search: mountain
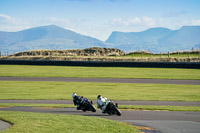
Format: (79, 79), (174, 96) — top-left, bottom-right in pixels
(0, 25), (106, 54)
(106, 26), (200, 53)
(1, 25), (200, 55)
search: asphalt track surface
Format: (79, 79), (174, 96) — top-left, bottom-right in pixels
(0, 77), (200, 85)
(0, 99), (200, 106)
(0, 120), (11, 132)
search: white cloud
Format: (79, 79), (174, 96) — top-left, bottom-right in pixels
(0, 13), (30, 31)
(0, 13), (29, 25)
(0, 14), (17, 24)
(110, 16), (156, 27)
(48, 17), (71, 24)
(142, 16), (155, 26)
(191, 20), (200, 25)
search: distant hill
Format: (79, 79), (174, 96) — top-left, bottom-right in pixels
(0, 25), (106, 54)
(12, 47), (125, 57)
(106, 26), (200, 53)
(1, 25), (200, 54)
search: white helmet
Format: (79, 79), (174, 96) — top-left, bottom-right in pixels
(72, 93), (77, 98)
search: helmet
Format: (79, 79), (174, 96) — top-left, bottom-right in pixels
(72, 93), (77, 98)
(97, 95), (101, 99)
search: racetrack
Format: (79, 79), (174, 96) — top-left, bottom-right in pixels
(0, 99), (200, 106)
(0, 120), (11, 132)
(0, 77), (200, 85)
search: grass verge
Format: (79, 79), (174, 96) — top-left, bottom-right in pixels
(0, 103), (75, 108)
(0, 103), (200, 112)
(0, 111), (138, 133)
(0, 81), (200, 101)
(0, 65), (199, 80)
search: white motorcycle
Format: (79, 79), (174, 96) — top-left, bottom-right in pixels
(100, 100), (121, 116)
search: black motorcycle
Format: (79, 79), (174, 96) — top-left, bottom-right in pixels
(76, 98), (96, 112)
(104, 101), (121, 116)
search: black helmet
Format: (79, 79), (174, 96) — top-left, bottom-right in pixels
(97, 95), (101, 99)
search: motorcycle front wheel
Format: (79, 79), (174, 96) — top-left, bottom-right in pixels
(88, 103), (96, 112)
(112, 106), (121, 116)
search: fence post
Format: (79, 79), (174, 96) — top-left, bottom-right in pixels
(168, 52), (170, 58)
(160, 52), (161, 59)
(0, 51), (1, 57)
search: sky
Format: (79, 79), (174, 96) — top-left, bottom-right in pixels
(0, 0), (200, 41)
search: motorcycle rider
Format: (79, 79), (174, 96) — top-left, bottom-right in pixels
(72, 93), (84, 110)
(97, 95), (109, 113)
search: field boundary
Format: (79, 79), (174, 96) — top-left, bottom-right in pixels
(0, 59), (200, 69)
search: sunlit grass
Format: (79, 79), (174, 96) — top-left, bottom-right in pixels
(0, 111), (138, 133)
(0, 65), (199, 79)
(0, 81), (199, 101)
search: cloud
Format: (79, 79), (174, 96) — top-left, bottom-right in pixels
(191, 20), (200, 25)
(0, 13), (30, 31)
(110, 16), (155, 27)
(0, 14), (17, 24)
(48, 17), (71, 24)
(0, 13), (30, 25)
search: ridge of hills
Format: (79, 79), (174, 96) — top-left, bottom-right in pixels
(106, 26), (200, 53)
(0, 25), (200, 54)
(0, 25), (106, 54)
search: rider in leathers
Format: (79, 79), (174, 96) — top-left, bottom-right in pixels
(72, 93), (84, 110)
(97, 95), (109, 113)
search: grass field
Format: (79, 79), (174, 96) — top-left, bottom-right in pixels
(0, 111), (138, 133)
(0, 81), (199, 101)
(0, 65), (200, 79)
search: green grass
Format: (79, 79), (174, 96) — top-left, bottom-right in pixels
(0, 111), (138, 133)
(0, 65), (200, 79)
(1, 103), (200, 112)
(0, 81), (200, 101)
(0, 103), (75, 108)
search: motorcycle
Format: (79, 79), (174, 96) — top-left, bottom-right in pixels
(104, 100), (121, 116)
(76, 98), (96, 112)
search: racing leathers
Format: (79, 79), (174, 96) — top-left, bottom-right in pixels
(72, 93), (84, 110)
(97, 95), (109, 113)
